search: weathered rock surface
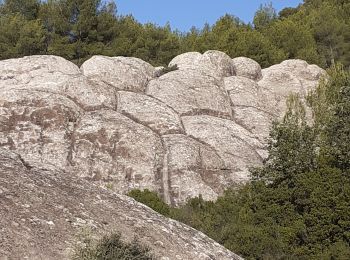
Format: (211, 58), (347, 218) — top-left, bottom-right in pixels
(183, 115), (264, 182)
(0, 148), (242, 260)
(169, 50), (235, 78)
(147, 69), (233, 118)
(117, 91), (184, 135)
(231, 57), (262, 81)
(224, 76), (274, 142)
(162, 134), (228, 205)
(258, 59), (326, 117)
(71, 109), (164, 193)
(0, 53), (325, 207)
(81, 55), (155, 92)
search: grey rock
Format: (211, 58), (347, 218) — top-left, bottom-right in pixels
(169, 50), (234, 78)
(258, 60), (326, 117)
(0, 148), (242, 260)
(81, 55), (155, 92)
(147, 69), (232, 118)
(117, 91), (184, 135)
(168, 52), (202, 71)
(0, 53), (324, 207)
(231, 57), (262, 80)
(154, 66), (165, 77)
(224, 76), (274, 143)
(163, 134), (229, 205)
(72, 109), (164, 194)
(0, 55), (117, 110)
(0, 89), (83, 169)
(182, 115), (264, 183)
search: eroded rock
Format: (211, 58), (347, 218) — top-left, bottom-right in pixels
(231, 57), (262, 80)
(72, 109), (164, 193)
(0, 53), (324, 206)
(147, 69), (232, 118)
(0, 148), (242, 260)
(182, 115), (264, 182)
(163, 134), (229, 205)
(258, 59), (326, 117)
(81, 55), (155, 92)
(117, 91), (184, 135)
(0, 89), (83, 168)
(169, 50), (234, 78)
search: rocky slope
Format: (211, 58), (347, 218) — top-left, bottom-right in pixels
(0, 148), (241, 259)
(0, 51), (325, 205)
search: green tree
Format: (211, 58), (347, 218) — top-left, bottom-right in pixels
(0, 0), (40, 19)
(128, 189), (171, 217)
(231, 29), (287, 68)
(0, 14), (46, 59)
(253, 2), (277, 30)
(278, 7), (299, 19)
(132, 23), (181, 66)
(264, 19), (323, 65)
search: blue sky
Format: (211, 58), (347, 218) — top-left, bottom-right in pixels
(115, 0), (303, 32)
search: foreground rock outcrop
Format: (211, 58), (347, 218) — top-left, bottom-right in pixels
(0, 148), (241, 259)
(0, 52), (325, 206)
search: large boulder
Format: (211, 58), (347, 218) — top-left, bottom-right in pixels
(147, 69), (233, 118)
(0, 55), (117, 110)
(71, 110), (164, 193)
(231, 57), (262, 80)
(224, 76), (273, 143)
(182, 115), (264, 182)
(117, 91), (184, 135)
(163, 134), (229, 205)
(0, 53), (325, 206)
(0, 148), (242, 260)
(169, 50), (235, 78)
(0, 89), (83, 169)
(258, 59), (326, 117)
(81, 56), (155, 92)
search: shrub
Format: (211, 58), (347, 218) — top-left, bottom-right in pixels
(128, 189), (171, 217)
(73, 232), (154, 260)
(156, 64), (178, 77)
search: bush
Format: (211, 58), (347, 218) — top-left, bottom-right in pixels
(128, 189), (171, 217)
(73, 232), (154, 260)
(155, 65), (178, 77)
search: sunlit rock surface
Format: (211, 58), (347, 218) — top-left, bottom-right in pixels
(0, 148), (242, 260)
(0, 53), (325, 206)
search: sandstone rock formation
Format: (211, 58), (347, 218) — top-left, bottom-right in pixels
(0, 52), (325, 207)
(0, 148), (241, 259)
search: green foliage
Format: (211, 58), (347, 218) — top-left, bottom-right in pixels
(253, 2), (277, 30)
(229, 29), (287, 68)
(73, 232), (154, 260)
(278, 7), (299, 19)
(263, 19), (322, 65)
(309, 65), (350, 170)
(156, 64), (178, 77)
(128, 189), (171, 217)
(0, 0), (40, 19)
(0, 0), (349, 68)
(0, 14), (46, 59)
(307, 2), (350, 67)
(130, 68), (350, 259)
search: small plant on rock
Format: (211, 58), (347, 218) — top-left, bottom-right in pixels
(156, 65), (178, 77)
(73, 232), (154, 260)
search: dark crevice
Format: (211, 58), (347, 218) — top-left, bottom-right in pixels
(18, 154), (33, 170)
(180, 109), (232, 120)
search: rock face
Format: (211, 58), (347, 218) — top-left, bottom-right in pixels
(0, 52), (325, 207)
(0, 148), (241, 260)
(232, 57), (262, 80)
